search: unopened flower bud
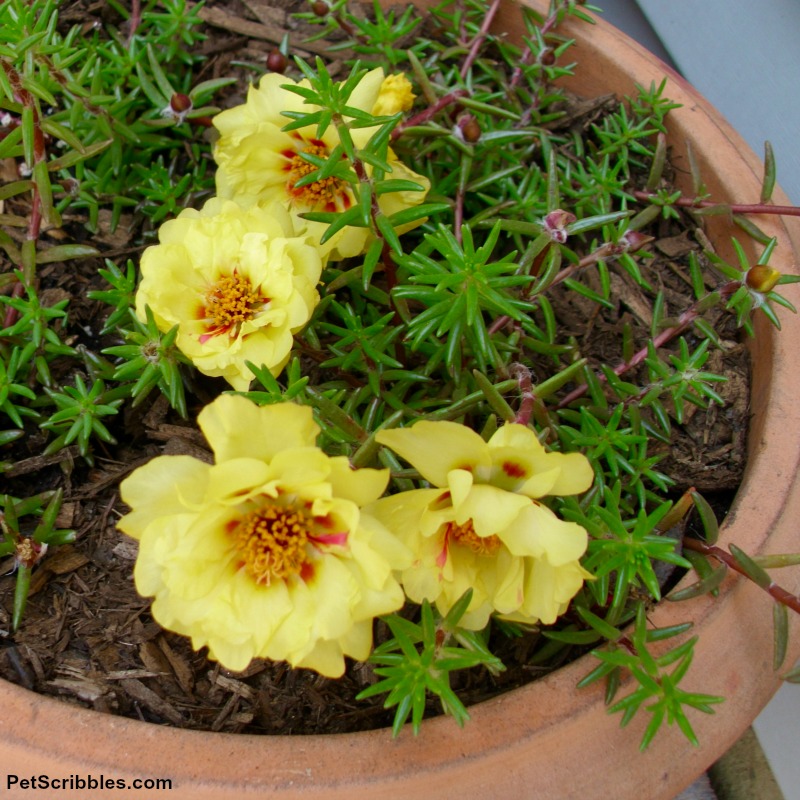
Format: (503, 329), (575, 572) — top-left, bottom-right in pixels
(267, 49), (288, 73)
(59, 177), (80, 197)
(457, 114), (481, 143)
(373, 74), (416, 115)
(620, 230), (654, 251)
(746, 264), (782, 293)
(312, 1), (328, 16)
(162, 93), (193, 124)
(539, 48), (556, 67)
(543, 209), (576, 244)
(170, 93), (192, 114)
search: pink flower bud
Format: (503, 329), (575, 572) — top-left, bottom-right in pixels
(543, 209), (576, 243)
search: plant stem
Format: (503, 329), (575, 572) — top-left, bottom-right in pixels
(556, 280), (740, 408)
(683, 538), (800, 614)
(632, 190), (800, 218)
(510, 363), (535, 425)
(127, 0), (142, 45)
(460, 0), (502, 80)
(508, 0), (566, 90)
(391, 90), (469, 140)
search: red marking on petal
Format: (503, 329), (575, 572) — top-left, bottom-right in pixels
(300, 561), (315, 582)
(310, 531), (349, 547)
(198, 333), (213, 344)
(502, 461), (527, 478)
(309, 137), (326, 148)
(225, 520), (239, 534)
(429, 491), (452, 512)
(280, 148), (297, 160)
(436, 537), (449, 569)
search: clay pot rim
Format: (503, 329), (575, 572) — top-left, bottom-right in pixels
(2, 3), (799, 798)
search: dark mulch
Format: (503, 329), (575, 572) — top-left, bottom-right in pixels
(0, 0), (748, 735)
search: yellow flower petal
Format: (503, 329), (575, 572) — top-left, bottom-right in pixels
(524, 451), (594, 496)
(197, 394), (319, 464)
(118, 455), (210, 539)
(488, 423), (594, 497)
(372, 73), (416, 116)
(502, 503), (588, 564)
(448, 473), (531, 538)
(327, 457), (389, 506)
(520, 558), (593, 625)
(119, 394), (409, 676)
(135, 199), (323, 389)
(375, 419), (592, 629)
(376, 420), (491, 487)
(212, 69), (429, 260)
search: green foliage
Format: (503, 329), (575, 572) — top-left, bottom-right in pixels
(562, 486), (691, 623)
(40, 376), (123, 461)
(0, 0), (212, 463)
(357, 590), (504, 735)
(586, 605), (724, 750)
(102, 306), (190, 418)
(0, 490), (76, 630)
(0, 0), (220, 236)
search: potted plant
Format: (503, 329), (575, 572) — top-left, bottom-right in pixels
(0, 1), (798, 798)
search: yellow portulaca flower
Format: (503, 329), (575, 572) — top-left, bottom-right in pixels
(372, 73), (416, 116)
(118, 395), (410, 677)
(135, 197), (323, 391)
(212, 68), (429, 260)
(369, 420), (594, 630)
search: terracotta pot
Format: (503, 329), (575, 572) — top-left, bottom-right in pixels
(2, 2), (799, 798)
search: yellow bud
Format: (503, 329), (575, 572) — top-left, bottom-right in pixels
(746, 265), (781, 293)
(372, 74), (416, 116)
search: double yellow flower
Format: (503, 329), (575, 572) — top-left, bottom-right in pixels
(136, 69), (428, 391)
(120, 396), (593, 675)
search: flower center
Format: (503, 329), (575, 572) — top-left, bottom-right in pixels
(231, 503), (312, 585)
(447, 519), (502, 556)
(201, 273), (264, 340)
(283, 141), (350, 211)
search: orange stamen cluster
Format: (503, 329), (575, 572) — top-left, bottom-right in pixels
(232, 503), (312, 584)
(447, 519), (502, 556)
(202, 273), (263, 339)
(282, 140), (350, 211)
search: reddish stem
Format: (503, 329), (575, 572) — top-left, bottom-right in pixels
(127, 0), (142, 45)
(391, 90), (469, 140)
(3, 282), (25, 329)
(509, 0), (565, 90)
(556, 280), (741, 408)
(460, 0), (502, 80)
(511, 364), (535, 425)
(631, 190), (800, 218)
(683, 538), (800, 615)
(488, 241), (617, 336)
